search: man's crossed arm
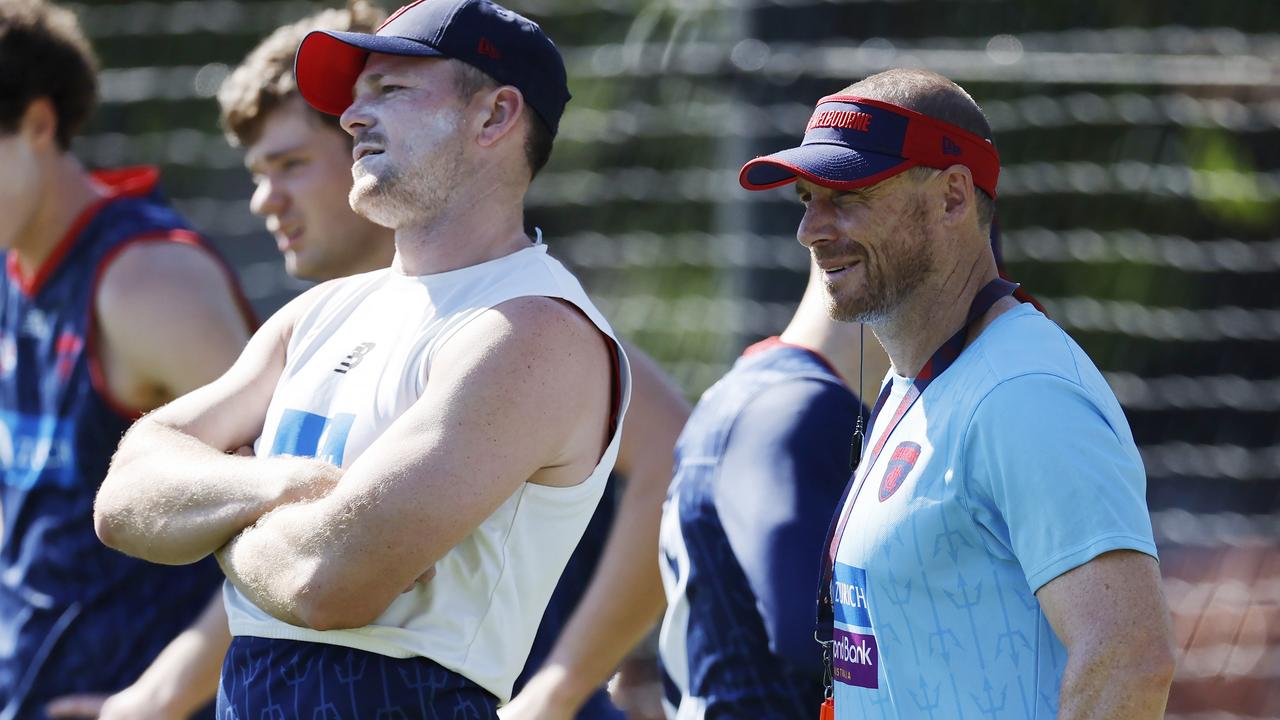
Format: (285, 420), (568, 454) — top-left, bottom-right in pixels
(96, 292), (616, 632)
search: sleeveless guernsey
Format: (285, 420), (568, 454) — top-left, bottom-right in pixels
(225, 243), (631, 703)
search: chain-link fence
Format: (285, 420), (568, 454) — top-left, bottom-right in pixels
(68, 0), (1280, 716)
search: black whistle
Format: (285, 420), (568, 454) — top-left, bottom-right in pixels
(849, 430), (863, 473)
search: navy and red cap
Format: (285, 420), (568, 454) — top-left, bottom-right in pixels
(294, 0), (571, 135)
(740, 94), (1000, 198)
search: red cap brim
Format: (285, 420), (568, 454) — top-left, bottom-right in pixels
(295, 30), (446, 116)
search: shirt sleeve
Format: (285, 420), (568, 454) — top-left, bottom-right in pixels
(962, 373), (1158, 593)
(713, 378), (862, 673)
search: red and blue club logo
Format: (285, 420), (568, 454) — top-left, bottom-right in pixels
(879, 441), (921, 502)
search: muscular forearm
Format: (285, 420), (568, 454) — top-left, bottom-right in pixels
(96, 418), (336, 564)
(215, 503), (318, 628)
(216, 493), (391, 631)
(1057, 647), (1174, 719)
(217, 499), (437, 632)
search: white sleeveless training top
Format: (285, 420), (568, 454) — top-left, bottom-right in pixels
(224, 243), (631, 702)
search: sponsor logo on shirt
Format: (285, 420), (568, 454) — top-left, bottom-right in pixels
(832, 562), (878, 689)
(334, 342), (376, 374)
(269, 409), (356, 466)
(833, 564), (872, 628)
(832, 628), (878, 688)
(0, 412), (79, 489)
(834, 577), (869, 615)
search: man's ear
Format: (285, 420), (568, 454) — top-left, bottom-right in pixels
(474, 86), (524, 149)
(20, 98), (60, 151)
(938, 164), (976, 228)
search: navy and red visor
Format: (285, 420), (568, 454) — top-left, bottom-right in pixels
(739, 95), (1000, 198)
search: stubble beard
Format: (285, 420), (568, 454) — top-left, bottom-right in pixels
(348, 110), (467, 231)
(826, 194), (935, 324)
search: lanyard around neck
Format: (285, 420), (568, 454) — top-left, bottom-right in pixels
(816, 277), (1018, 642)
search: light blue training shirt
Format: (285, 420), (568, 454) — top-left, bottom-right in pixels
(831, 303), (1157, 720)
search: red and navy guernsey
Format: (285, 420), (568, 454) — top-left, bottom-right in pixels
(0, 167), (254, 717)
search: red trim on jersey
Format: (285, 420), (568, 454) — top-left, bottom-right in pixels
(86, 230), (259, 420)
(607, 336), (623, 440)
(743, 335), (848, 386)
(6, 167), (162, 298)
(1000, 269), (1047, 314)
(545, 298), (625, 445)
(91, 166), (162, 198)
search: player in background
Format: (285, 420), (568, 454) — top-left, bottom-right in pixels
(739, 68), (1175, 719)
(0, 1), (254, 717)
(658, 263), (889, 718)
(49, 4), (687, 718)
(93, 0), (656, 716)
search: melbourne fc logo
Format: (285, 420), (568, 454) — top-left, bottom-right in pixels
(879, 441), (921, 501)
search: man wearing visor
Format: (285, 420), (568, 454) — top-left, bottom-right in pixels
(740, 69), (1175, 719)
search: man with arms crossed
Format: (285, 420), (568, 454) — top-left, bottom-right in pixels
(61, 4), (686, 717)
(220, 10), (682, 717)
(739, 68), (1175, 719)
(0, 1), (254, 716)
(94, 1), (631, 716)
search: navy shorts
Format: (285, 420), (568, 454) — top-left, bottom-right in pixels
(216, 636), (498, 720)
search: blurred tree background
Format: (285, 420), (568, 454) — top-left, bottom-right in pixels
(68, 0), (1279, 716)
